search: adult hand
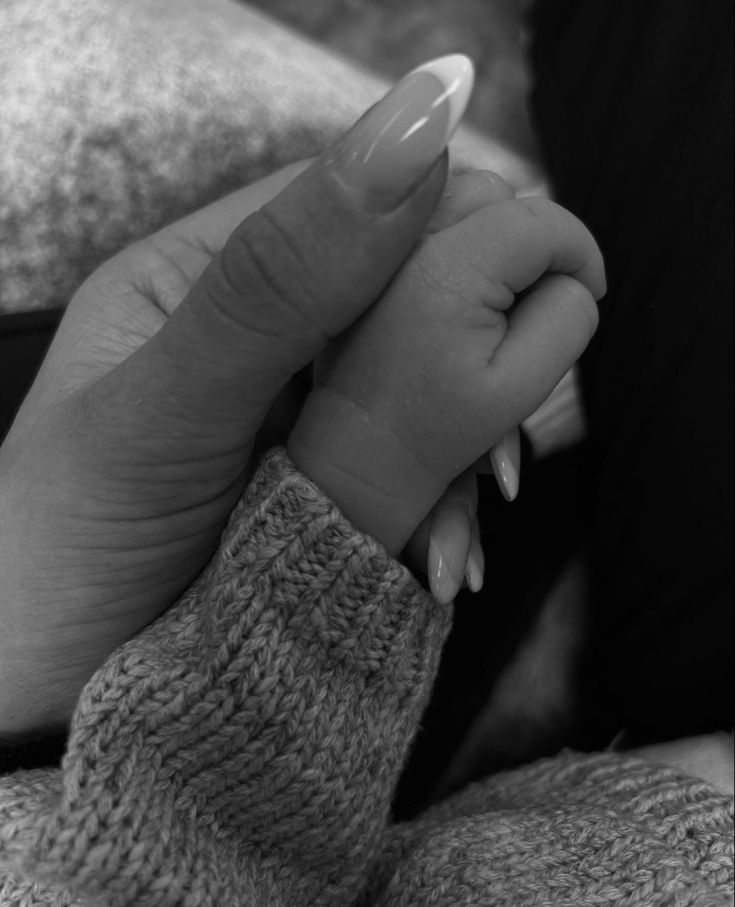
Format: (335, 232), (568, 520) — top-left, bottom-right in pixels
(0, 56), (474, 739)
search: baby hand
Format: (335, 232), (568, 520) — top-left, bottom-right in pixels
(289, 171), (605, 558)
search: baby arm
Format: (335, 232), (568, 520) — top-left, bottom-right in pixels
(289, 171), (606, 558)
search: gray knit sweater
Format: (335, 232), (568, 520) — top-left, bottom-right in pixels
(0, 449), (732, 906)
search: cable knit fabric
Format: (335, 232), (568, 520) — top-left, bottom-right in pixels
(0, 449), (732, 906)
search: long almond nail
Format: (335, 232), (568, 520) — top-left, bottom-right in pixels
(334, 54), (474, 209)
(428, 495), (473, 604)
(490, 428), (521, 502)
(428, 536), (464, 605)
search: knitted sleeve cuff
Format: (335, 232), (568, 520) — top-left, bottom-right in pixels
(0, 447), (451, 906)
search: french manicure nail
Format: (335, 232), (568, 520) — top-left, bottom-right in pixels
(465, 551), (484, 593)
(335, 54), (475, 208)
(490, 429), (521, 502)
(428, 535), (464, 605)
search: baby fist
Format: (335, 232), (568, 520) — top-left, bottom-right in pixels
(290, 176), (605, 554)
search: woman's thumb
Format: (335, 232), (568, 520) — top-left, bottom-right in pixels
(138, 55), (474, 436)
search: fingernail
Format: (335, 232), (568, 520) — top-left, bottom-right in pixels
(490, 428), (521, 501)
(428, 535), (464, 604)
(465, 550), (484, 593)
(334, 54), (474, 208)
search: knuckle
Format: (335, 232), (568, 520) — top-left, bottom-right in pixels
(216, 206), (328, 341)
(512, 198), (607, 295)
(418, 233), (514, 312)
(131, 235), (207, 314)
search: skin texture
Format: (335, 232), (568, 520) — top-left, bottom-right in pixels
(290, 192), (604, 555)
(16, 156), (723, 805)
(0, 154), (603, 743)
(0, 136), (450, 739)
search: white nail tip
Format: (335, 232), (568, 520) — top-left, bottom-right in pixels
(409, 54), (475, 144)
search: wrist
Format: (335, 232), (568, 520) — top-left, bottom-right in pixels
(287, 386), (445, 556)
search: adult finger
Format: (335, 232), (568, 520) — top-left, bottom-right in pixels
(427, 469), (478, 605)
(147, 165), (511, 301)
(465, 515), (484, 593)
(125, 55), (475, 444)
(489, 427), (521, 501)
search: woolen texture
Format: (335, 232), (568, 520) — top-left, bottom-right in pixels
(0, 449), (732, 906)
(0, 0), (540, 318)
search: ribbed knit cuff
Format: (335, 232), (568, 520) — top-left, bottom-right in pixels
(0, 448), (451, 907)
